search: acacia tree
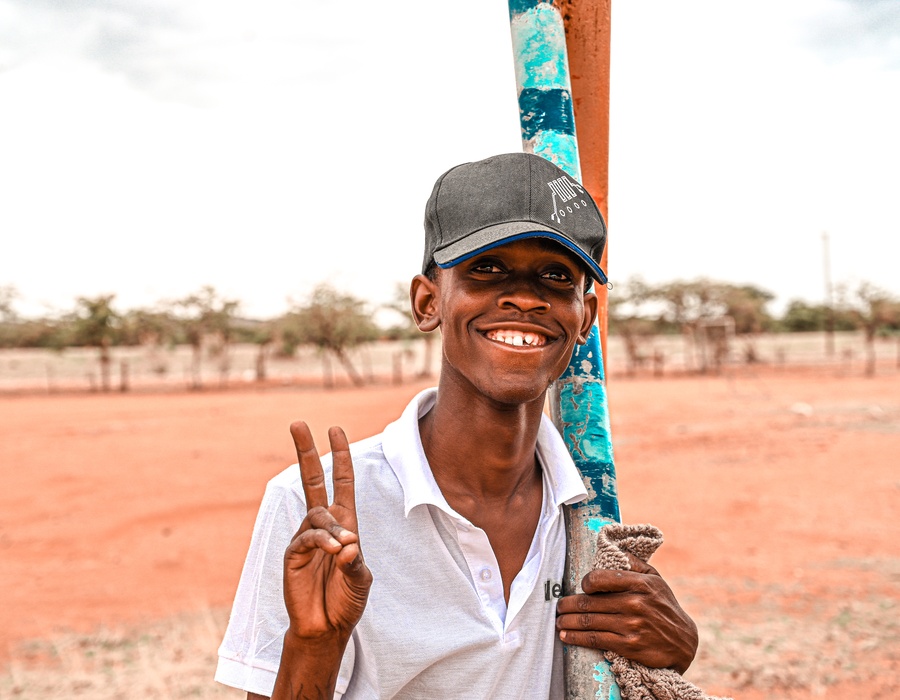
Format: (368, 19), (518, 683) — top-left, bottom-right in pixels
(288, 284), (379, 388)
(123, 308), (180, 347)
(607, 277), (660, 375)
(173, 286), (240, 389)
(780, 300), (826, 332)
(383, 282), (437, 380)
(0, 285), (19, 348)
(73, 294), (120, 391)
(121, 308), (180, 377)
(719, 284), (775, 363)
(249, 321), (275, 382)
(651, 280), (775, 371)
(0, 285), (17, 321)
(654, 279), (727, 372)
(848, 283), (899, 376)
(207, 297), (240, 387)
(720, 284), (774, 335)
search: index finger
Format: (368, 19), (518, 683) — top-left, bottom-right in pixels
(290, 421), (328, 510)
(328, 426), (359, 533)
(581, 569), (648, 595)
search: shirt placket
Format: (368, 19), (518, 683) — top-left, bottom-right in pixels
(454, 519), (508, 635)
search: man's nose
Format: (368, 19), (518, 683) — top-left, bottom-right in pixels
(497, 278), (550, 313)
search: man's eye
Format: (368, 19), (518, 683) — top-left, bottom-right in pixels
(542, 270), (572, 282)
(472, 263), (503, 274)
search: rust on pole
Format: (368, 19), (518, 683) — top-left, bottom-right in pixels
(560, 0), (612, 366)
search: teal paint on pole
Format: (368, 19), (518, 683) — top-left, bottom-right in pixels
(508, 2), (621, 698)
(508, 1), (580, 179)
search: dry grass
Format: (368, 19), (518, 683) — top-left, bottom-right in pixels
(0, 608), (241, 699)
(2, 591), (897, 699)
(688, 598), (899, 694)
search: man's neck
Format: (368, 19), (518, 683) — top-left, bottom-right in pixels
(418, 378), (547, 505)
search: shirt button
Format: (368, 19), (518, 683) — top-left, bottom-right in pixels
(479, 568), (492, 581)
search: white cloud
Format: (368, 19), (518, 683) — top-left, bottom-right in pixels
(608, 0), (900, 310)
(804, 0), (900, 68)
(1, 0), (897, 321)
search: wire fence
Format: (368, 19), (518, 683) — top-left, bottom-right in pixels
(0, 331), (897, 394)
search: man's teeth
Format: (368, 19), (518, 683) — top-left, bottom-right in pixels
(486, 330), (547, 347)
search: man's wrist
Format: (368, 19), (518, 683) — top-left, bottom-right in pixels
(282, 626), (351, 662)
(272, 630), (350, 700)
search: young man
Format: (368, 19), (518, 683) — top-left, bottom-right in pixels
(216, 153), (698, 699)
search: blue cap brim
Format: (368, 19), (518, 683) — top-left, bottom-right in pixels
(435, 231), (608, 286)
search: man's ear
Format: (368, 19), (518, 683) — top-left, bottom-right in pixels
(410, 274), (441, 332)
(577, 289), (599, 344)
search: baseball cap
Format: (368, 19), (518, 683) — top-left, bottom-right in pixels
(423, 152), (608, 285)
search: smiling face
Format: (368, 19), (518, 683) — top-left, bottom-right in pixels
(411, 238), (598, 408)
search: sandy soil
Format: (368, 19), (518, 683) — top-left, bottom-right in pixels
(0, 366), (897, 698)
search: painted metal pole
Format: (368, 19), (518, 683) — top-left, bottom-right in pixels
(507, 2), (621, 699)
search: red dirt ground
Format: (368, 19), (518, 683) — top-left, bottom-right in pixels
(1, 366), (897, 698)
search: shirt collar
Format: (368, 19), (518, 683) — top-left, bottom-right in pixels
(382, 388), (588, 518)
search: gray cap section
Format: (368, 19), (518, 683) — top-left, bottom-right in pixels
(423, 153), (607, 284)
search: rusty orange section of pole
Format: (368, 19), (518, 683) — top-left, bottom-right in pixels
(560, 0), (611, 365)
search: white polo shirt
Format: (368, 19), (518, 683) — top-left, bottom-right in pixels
(216, 388), (588, 699)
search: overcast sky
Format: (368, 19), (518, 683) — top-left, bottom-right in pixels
(2, 0), (898, 319)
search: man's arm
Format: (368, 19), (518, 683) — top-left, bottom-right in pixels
(555, 553), (698, 674)
(266, 423), (373, 700)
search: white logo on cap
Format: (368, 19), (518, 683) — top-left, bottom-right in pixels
(548, 176), (588, 223)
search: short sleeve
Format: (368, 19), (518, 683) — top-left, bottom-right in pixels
(214, 465), (358, 698)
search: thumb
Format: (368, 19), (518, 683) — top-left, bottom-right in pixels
(624, 551), (659, 576)
(336, 543), (373, 585)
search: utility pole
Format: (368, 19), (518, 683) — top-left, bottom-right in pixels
(822, 231), (834, 357)
(508, 2), (619, 698)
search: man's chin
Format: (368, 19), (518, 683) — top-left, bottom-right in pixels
(477, 378), (551, 409)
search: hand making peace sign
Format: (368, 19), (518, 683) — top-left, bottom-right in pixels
(282, 422), (373, 645)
